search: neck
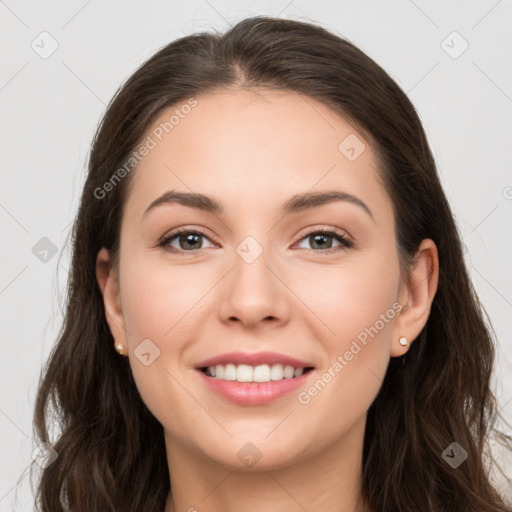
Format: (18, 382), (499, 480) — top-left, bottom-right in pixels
(163, 415), (369, 512)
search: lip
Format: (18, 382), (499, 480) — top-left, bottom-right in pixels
(196, 367), (315, 406)
(194, 351), (316, 406)
(194, 351), (314, 369)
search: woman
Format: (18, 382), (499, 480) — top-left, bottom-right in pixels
(32, 15), (512, 512)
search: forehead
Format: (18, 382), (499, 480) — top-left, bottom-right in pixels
(122, 88), (390, 223)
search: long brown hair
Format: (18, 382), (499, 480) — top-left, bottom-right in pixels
(31, 15), (512, 511)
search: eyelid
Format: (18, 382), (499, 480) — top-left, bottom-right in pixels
(292, 226), (354, 252)
(157, 225), (216, 247)
(294, 225), (353, 244)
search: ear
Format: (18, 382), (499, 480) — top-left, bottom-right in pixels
(96, 247), (128, 353)
(390, 238), (439, 357)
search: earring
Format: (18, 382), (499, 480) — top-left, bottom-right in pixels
(399, 336), (408, 347)
(115, 344), (124, 353)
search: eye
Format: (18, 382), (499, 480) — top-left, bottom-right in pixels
(158, 228), (216, 253)
(157, 227), (354, 255)
(294, 228), (354, 253)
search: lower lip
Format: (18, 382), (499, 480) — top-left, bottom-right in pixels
(196, 369), (313, 405)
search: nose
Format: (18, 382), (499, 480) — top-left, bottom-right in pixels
(218, 244), (291, 330)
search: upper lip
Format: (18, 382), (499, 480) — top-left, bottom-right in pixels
(195, 351), (315, 369)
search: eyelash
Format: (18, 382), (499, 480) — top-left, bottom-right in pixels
(157, 226), (354, 255)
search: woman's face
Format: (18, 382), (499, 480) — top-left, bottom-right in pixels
(102, 88), (410, 471)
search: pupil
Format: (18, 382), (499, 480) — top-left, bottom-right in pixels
(311, 233), (331, 249)
(181, 233), (201, 250)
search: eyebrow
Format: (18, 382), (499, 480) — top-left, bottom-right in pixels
(143, 190), (374, 221)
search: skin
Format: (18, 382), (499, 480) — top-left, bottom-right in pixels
(96, 88), (439, 512)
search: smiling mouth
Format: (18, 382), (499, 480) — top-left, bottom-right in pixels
(199, 363), (315, 383)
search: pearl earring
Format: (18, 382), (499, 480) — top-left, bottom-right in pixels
(399, 337), (408, 347)
(115, 344), (124, 353)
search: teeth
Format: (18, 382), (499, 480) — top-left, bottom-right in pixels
(205, 363), (307, 382)
(253, 364), (269, 382)
(223, 364), (237, 381)
(237, 364), (253, 382)
(270, 364), (283, 381)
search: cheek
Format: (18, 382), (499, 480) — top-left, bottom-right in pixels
(118, 254), (215, 422)
(295, 248), (399, 408)
(301, 246), (400, 348)
(121, 254), (213, 345)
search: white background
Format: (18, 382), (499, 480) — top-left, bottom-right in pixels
(1, 1), (511, 509)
